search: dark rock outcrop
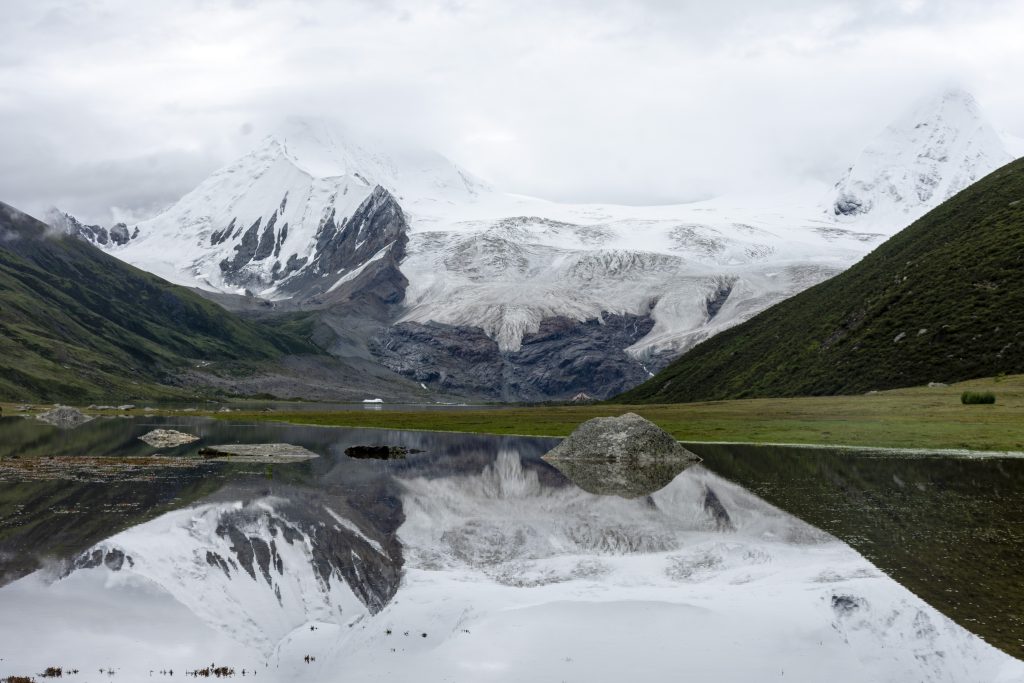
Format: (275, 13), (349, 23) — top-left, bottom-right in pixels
(281, 185), (409, 304)
(344, 445), (423, 460)
(371, 312), (672, 401)
(219, 217), (263, 283)
(48, 211), (138, 248)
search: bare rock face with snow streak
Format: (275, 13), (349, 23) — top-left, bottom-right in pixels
(543, 413), (699, 498)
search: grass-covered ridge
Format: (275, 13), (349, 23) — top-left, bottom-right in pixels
(189, 374), (1024, 452)
(619, 157), (1024, 403)
(0, 202), (316, 401)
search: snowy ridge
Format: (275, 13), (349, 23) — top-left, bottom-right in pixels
(830, 88), (1014, 225)
(63, 497), (388, 657)
(103, 118), (488, 298)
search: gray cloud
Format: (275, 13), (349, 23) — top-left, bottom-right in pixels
(1, 0), (1022, 222)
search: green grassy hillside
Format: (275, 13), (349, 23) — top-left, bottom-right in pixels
(620, 157), (1024, 403)
(0, 202), (315, 401)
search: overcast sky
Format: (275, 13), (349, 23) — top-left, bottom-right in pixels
(1, 0), (1023, 223)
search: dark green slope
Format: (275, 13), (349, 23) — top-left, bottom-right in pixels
(621, 157), (1024, 403)
(0, 202), (314, 401)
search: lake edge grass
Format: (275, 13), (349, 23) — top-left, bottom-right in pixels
(5, 373), (1024, 452)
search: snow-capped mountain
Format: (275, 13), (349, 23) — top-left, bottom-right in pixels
(63, 489), (400, 657)
(830, 88), (1014, 223)
(107, 118), (490, 299)
(60, 89), (1020, 400)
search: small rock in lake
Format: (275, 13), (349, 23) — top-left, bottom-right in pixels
(36, 405), (93, 429)
(344, 445), (423, 460)
(198, 443), (320, 462)
(543, 412), (700, 498)
(139, 429), (200, 448)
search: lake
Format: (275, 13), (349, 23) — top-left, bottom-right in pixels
(0, 415), (1020, 682)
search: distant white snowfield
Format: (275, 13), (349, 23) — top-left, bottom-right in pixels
(87, 89), (1016, 359)
(0, 455), (1020, 682)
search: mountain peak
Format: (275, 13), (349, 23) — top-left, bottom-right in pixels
(830, 88), (1012, 223)
(266, 117), (395, 183)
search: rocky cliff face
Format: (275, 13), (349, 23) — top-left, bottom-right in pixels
(48, 210), (137, 246)
(372, 312), (671, 401)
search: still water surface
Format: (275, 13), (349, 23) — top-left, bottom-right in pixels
(0, 415), (1020, 681)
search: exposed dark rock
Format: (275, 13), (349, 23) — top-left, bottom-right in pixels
(705, 280), (734, 320)
(47, 211), (138, 248)
(834, 191), (870, 216)
(344, 445), (424, 460)
(212, 497), (401, 614)
(371, 312), (673, 401)
(542, 413), (700, 498)
(198, 443), (320, 461)
(219, 217), (262, 284)
(831, 594), (868, 616)
(703, 485), (734, 531)
(254, 211), (278, 261)
(109, 223), (131, 246)
(70, 547), (133, 572)
(210, 218), (236, 246)
(274, 253), (307, 282)
(274, 222), (288, 257)
(206, 551), (232, 578)
(279, 185), (409, 303)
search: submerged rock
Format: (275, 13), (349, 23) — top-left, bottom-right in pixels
(344, 445), (424, 460)
(139, 429), (200, 448)
(198, 443), (320, 462)
(36, 405), (93, 429)
(542, 412), (700, 498)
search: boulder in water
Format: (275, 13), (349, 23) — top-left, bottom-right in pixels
(36, 405), (93, 429)
(542, 412), (699, 498)
(139, 429), (199, 448)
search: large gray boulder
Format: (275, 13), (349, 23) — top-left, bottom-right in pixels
(36, 405), (93, 429)
(139, 429), (199, 448)
(543, 412), (700, 498)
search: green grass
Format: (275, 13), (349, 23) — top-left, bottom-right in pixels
(194, 374), (1024, 452)
(620, 157), (1024, 403)
(0, 202), (317, 401)
(961, 390), (996, 405)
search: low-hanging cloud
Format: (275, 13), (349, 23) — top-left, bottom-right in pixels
(1, 0), (1022, 224)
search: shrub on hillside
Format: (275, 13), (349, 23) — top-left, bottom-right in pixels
(961, 391), (996, 405)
